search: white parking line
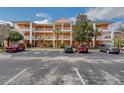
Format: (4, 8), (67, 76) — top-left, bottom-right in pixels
(74, 67), (86, 85)
(0, 54), (11, 58)
(4, 68), (27, 85)
(44, 51), (49, 55)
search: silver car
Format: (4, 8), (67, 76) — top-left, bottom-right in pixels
(99, 44), (120, 54)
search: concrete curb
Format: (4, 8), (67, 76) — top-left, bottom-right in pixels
(26, 48), (64, 51)
(27, 48), (99, 51)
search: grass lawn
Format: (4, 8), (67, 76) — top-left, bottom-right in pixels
(0, 48), (4, 53)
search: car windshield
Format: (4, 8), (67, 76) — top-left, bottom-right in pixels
(107, 43), (114, 47)
(80, 45), (87, 47)
(100, 44), (105, 46)
(65, 45), (72, 48)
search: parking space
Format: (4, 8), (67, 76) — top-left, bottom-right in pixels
(0, 50), (124, 85)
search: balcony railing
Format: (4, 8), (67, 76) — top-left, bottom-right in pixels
(36, 28), (44, 31)
(16, 28), (36, 32)
(24, 36), (72, 40)
(45, 36), (53, 39)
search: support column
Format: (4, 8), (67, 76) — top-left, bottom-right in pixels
(29, 22), (33, 47)
(111, 31), (114, 44)
(44, 25), (45, 43)
(70, 22), (72, 46)
(53, 23), (55, 48)
(93, 23), (96, 48)
(61, 23), (64, 44)
(33, 27), (36, 47)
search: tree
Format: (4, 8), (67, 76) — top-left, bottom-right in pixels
(53, 29), (63, 47)
(8, 31), (24, 42)
(74, 13), (94, 47)
(0, 24), (11, 40)
(117, 27), (124, 47)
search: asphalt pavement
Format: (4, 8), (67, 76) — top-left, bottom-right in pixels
(0, 50), (124, 85)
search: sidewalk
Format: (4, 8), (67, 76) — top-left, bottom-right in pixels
(26, 48), (64, 51)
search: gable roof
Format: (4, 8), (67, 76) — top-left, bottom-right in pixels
(55, 18), (72, 23)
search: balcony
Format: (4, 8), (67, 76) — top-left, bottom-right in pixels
(54, 36), (71, 40)
(45, 35), (53, 40)
(24, 36), (37, 40)
(35, 28), (53, 32)
(15, 28), (36, 32)
(63, 36), (71, 40)
(36, 28), (44, 31)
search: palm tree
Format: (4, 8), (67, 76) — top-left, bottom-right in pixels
(53, 29), (63, 47)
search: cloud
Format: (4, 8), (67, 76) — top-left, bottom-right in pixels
(36, 13), (51, 20)
(35, 12), (51, 24)
(68, 17), (77, 24)
(108, 21), (124, 31)
(68, 17), (76, 22)
(85, 8), (124, 21)
(34, 19), (51, 24)
(0, 20), (12, 25)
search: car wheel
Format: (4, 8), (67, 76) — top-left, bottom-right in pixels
(22, 48), (25, 51)
(85, 51), (88, 53)
(107, 50), (110, 54)
(16, 48), (19, 52)
(116, 52), (119, 54)
(6, 51), (9, 53)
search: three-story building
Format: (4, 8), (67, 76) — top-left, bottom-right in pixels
(12, 18), (74, 47)
(12, 18), (122, 47)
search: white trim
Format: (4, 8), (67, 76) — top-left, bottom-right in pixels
(29, 22), (33, 44)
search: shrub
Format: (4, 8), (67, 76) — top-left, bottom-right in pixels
(60, 43), (65, 48)
(27, 44), (32, 48)
(48, 43), (53, 48)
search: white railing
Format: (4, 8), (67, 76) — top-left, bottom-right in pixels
(36, 28), (44, 31)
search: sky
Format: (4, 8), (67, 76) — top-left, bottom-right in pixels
(1, 7), (124, 30)
(0, 7), (124, 23)
(0, 7), (88, 22)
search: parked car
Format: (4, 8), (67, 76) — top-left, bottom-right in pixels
(76, 45), (88, 53)
(99, 44), (120, 54)
(64, 45), (73, 53)
(6, 43), (25, 53)
(121, 47), (124, 51)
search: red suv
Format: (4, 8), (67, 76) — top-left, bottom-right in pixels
(76, 45), (88, 53)
(6, 43), (25, 53)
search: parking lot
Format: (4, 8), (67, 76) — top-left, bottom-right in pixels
(0, 50), (124, 85)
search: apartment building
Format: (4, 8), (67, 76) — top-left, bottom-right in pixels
(12, 18), (73, 47)
(12, 18), (121, 47)
(95, 22), (112, 45)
